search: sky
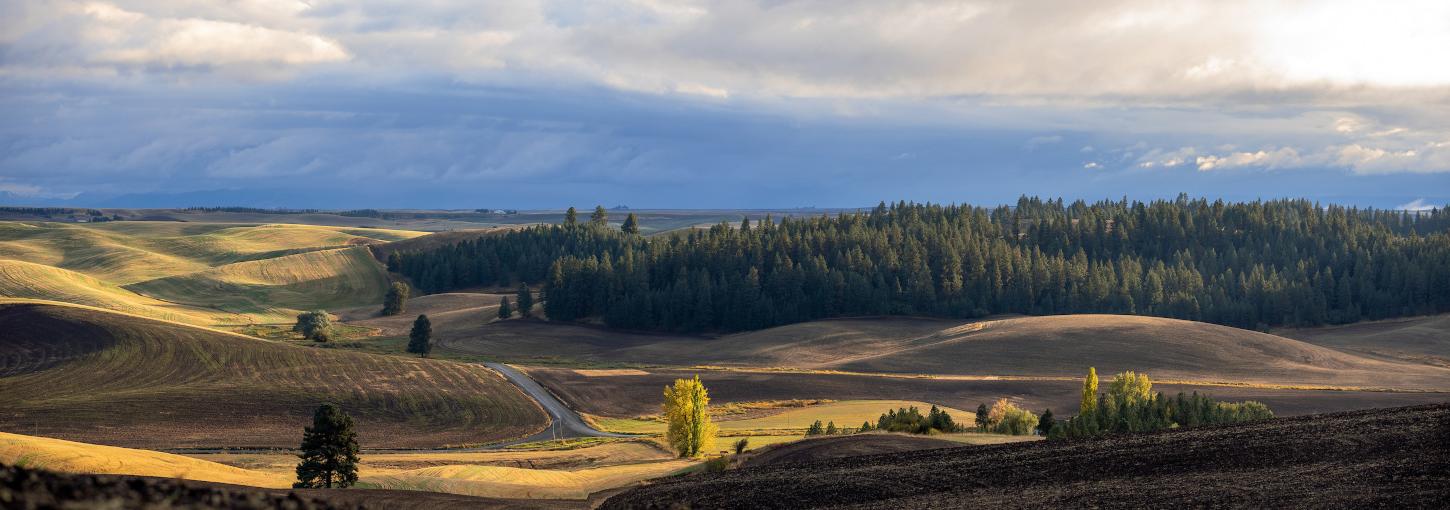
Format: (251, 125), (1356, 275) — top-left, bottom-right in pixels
(2, 0), (1449, 210)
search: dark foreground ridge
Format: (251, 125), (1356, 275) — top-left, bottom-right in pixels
(603, 403), (1450, 509)
(0, 463), (590, 510)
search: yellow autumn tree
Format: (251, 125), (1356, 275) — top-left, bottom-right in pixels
(1108, 371), (1153, 406)
(663, 375), (717, 458)
(1080, 367), (1099, 416)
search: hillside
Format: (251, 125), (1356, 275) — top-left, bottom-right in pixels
(440, 314), (1450, 390)
(0, 221), (423, 285)
(1281, 313), (1450, 367)
(602, 403), (1450, 508)
(0, 301), (546, 449)
(739, 434), (962, 468)
(0, 432), (289, 488)
(124, 246), (391, 317)
(0, 260), (236, 325)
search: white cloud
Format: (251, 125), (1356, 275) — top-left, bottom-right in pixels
(1397, 198), (1439, 211)
(1083, 162), (1102, 169)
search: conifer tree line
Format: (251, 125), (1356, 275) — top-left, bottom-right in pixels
(394, 196), (1450, 333)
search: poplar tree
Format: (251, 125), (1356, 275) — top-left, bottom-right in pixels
(294, 404), (359, 488)
(1081, 367), (1099, 416)
(663, 375), (716, 457)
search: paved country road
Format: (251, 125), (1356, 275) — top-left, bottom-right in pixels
(483, 362), (636, 448)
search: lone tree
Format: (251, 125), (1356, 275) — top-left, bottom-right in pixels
(590, 205), (608, 227)
(663, 375), (716, 457)
(1037, 409), (1056, 436)
(564, 206), (578, 226)
(407, 315), (432, 357)
(1081, 367), (1099, 416)
(733, 438), (749, 455)
(293, 310), (333, 342)
(294, 403), (359, 489)
(975, 403), (990, 431)
(497, 296), (513, 319)
(381, 282), (409, 316)
(621, 213), (640, 235)
(516, 283), (534, 318)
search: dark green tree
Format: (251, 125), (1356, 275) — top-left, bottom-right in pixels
(806, 420), (824, 436)
(294, 403), (359, 489)
(498, 296), (513, 319)
(517, 284), (534, 318)
(733, 437), (749, 455)
(1037, 409), (1056, 436)
(622, 213), (640, 235)
(590, 205), (608, 227)
(825, 421), (838, 435)
(386, 252), (401, 272)
(564, 207), (578, 226)
(381, 282), (409, 316)
(407, 315), (432, 357)
(293, 310), (333, 342)
(975, 403), (990, 431)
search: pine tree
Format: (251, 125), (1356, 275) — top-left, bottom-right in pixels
(734, 437), (749, 455)
(385, 252), (401, 272)
(381, 282), (409, 316)
(662, 375), (716, 457)
(806, 420), (824, 436)
(622, 213), (640, 235)
(294, 404), (359, 488)
(517, 283), (534, 318)
(825, 421), (838, 435)
(498, 296), (513, 319)
(975, 403), (990, 431)
(564, 207), (577, 226)
(1037, 409), (1055, 436)
(407, 315), (432, 357)
(590, 205), (609, 227)
(1081, 367), (1099, 416)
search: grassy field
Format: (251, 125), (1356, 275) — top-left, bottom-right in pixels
(0, 221), (425, 327)
(0, 221), (423, 284)
(0, 301), (546, 449)
(358, 460), (699, 500)
(0, 432), (290, 488)
(125, 245), (391, 317)
(1279, 313), (1450, 366)
(1, 431), (694, 501)
(589, 400), (977, 435)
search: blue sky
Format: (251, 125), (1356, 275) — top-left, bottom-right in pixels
(2, 0), (1449, 209)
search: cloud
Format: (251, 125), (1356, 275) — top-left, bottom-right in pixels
(1397, 198), (1440, 211)
(1083, 162), (1102, 169)
(1024, 135), (1063, 150)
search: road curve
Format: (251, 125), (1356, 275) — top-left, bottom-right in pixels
(484, 362), (636, 448)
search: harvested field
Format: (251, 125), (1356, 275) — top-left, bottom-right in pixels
(359, 460), (699, 500)
(337, 292), (506, 336)
(447, 315), (1450, 390)
(525, 366), (1450, 419)
(0, 432), (289, 488)
(740, 434), (962, 468)
(0, 301), (546, 449)
(602, 403), (1450, 509)
(193, 441), (674, 476)
(125, 246), (390, 317)
(1281, 313), (1450, 366)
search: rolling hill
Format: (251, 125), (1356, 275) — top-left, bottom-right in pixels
(0, 260), (236, 325)
(0, 301), (546, 449)
(0, 432), (290, 488)
(438, 314), (1450, 390)
(125, 245), (391, 317)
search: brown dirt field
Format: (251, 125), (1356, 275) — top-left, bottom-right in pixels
(739, 434), (962, 468)
(0, 302), (546, 449)
(524, 366), (1450, 419)
(602, 403), (1450, 509)
(1279, 313), (1450, 367)
(441, 315), (1450, 390)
